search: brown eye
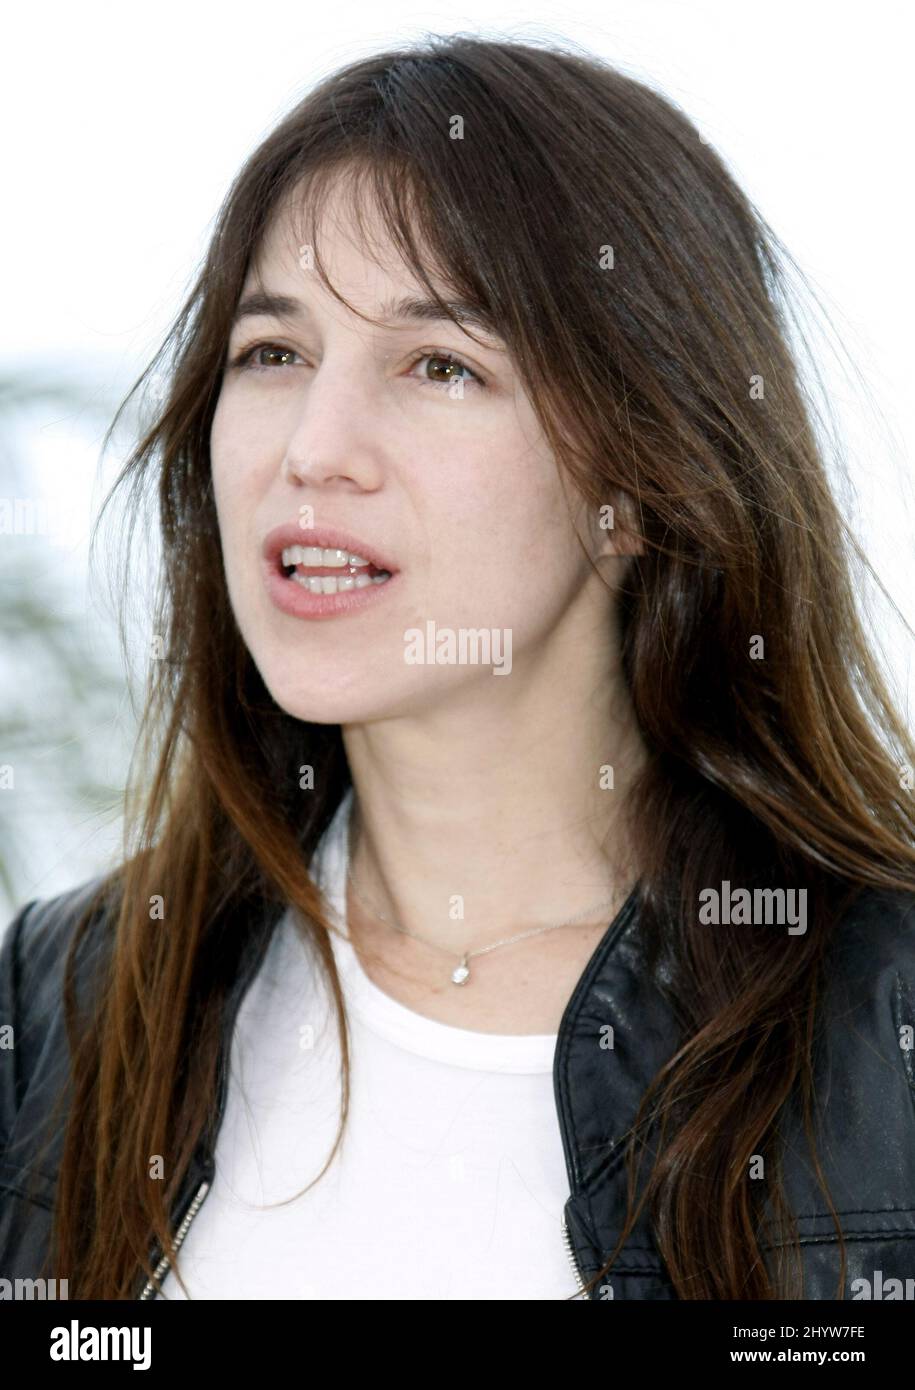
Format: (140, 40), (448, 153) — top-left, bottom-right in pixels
(411, 351), (484, 390)
(229, 342), (304, 371)
(256, 346), (297, 368)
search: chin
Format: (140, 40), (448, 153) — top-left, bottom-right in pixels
(255, 664), (398, 726)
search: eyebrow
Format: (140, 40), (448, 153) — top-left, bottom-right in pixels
(230, 290), (502, 341)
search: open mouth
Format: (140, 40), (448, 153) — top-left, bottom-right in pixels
(279, 544), (393, 595)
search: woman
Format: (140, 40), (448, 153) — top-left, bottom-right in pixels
(2, 34), (915, 1302)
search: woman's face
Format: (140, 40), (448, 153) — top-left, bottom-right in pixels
(211, 178), (625, 724)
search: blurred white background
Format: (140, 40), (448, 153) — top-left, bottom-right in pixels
(1, 0), (912, 915)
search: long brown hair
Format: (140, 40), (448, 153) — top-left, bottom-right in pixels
(41, 33), (915, 1298)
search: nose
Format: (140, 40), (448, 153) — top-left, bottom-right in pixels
(279, 359), (385, 491)
(281, 452), (355, 487)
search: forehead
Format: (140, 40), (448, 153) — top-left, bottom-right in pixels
(236, 173), (503, 345)
(247, 173), (429, 307)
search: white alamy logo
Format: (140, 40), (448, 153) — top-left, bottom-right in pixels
(0, 1276), (68, 1299)
(403, 622), (512, 675)
(697, 881), (807, 935)
(850, 1269), (915, 1299)
(49, 1321), (151, 1370)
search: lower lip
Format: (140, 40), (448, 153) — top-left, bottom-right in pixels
(263, 559), (400, 621)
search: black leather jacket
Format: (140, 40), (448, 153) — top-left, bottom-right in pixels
(2, 874), (915, 1300)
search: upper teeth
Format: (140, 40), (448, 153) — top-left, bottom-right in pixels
(281, 546), (372, 568)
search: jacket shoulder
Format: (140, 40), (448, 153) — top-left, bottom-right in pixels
(816, 882), (915, 1097)
(824, 883), (915, 1015)
(1, 874), (118, 1015)
(0, 873), (119, 1144)
(772, 883), (915, 1246)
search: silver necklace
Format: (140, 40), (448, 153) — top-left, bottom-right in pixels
(344, 851), (619, 987)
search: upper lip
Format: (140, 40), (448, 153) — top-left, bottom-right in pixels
(262, 522), (398, 573)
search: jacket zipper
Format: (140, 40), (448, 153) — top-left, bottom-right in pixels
(139, 1180), (585, 1299)
(137, 1178), (211, 1300)
(561, 1215), (588, 1298)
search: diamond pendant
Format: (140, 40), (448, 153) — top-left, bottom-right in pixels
(451, 955), (470, 985)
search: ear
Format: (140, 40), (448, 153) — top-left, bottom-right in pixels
(590, 495), (646, 559)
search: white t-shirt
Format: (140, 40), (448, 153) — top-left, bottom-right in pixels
(162, 789), (582, 1300)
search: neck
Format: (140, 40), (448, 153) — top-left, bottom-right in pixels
(340, 663), (646, 957)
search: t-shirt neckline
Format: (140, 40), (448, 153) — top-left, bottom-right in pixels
(307, 787), (563, 1074)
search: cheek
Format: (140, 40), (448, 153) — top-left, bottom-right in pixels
(210, 401), (238, 512)
(210, 400), (268, 529)
(209, 410), (271, 621)
(461, 439), (578, 571)
(425, 451), (584, 624)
